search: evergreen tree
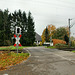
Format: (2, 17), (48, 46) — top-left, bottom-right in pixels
(21, 11), (28, 45)
(27, 12), (35, 45)
(7, 13), (12, 40)
(0, 9), (35, 46)
(64, 35), (69, 45)
(44, 27), (49, 42)
(0, 9), (4, 46)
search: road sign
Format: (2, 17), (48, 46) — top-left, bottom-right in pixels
(14, 34), (22, 47)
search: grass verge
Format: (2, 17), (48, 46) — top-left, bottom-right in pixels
(72, 51), (75, 53)
(0, 46), (24, 51)
(46, 46), (56, 49)
(0, 52), (29, 71)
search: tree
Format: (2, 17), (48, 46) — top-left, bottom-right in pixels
(47, 24), (56, 37)
(71, 36), (75, 41)
(64, 35), (69, 45)
(44, 27), (50, 42)
(27, 12), (35, 45)
(64, 26), (69, 37)
(0, 9), (4, 46)
(3, 9), (9, 45)
(52, 27), (68, 40)
(20, 11), (27, 46)
(41, 29), (46, 43)
(41, 24), (56, 43)
(0, 9), (35, 46)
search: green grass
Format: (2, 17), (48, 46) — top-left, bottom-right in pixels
(72, 51), (75, 53)
(46, 46), (56, 49)
(0, 46), (24, 50)
(8, 52), (29, 57)
(0, 45), (38, 51)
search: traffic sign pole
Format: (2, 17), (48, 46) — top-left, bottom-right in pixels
(17, 44), (18, 54)
(14, 26), (22, 54)
(17, 34), (18, 54)
(14, 34), (22, 54)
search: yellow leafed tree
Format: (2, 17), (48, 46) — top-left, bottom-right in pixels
(41, 24), (56, 44)
(47, 24), (56, 37)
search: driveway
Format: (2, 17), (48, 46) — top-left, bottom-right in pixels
(0, 47), (75, 75)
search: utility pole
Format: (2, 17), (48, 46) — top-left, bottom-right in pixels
(68, 18), (75, 47)
(68, 18), (71, 47)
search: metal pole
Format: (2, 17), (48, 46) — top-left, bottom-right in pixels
(69, 19), (71, 47)
(17, 34), (19, 54)
(17, 44), (18, 54)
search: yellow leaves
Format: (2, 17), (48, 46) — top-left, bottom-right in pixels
(0, 52), (29, 71)
(47, 24), (56, 36)
(41, 24), (56, 43)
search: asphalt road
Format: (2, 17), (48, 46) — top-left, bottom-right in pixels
(0, 47), (75, 75)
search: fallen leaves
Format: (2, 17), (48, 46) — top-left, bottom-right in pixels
(0, 52), (29, 71)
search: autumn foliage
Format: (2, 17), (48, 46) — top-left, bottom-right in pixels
(0, 52), (29, 71)
(52, 39), (66, 46)
(41, 24), (56, 43)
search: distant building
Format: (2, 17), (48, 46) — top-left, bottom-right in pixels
(35, 33), (42, 45)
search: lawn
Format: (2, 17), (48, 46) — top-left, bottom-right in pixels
(0, 52), (29, 71)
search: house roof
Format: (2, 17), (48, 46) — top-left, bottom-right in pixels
(35, 33), (42, 41)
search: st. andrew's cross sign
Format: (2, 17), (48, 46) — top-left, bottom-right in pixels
(14, 34), (22, 47)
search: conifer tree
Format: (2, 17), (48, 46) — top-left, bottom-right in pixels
(44, 27), (49, 42)
(27, 12), (35, 45)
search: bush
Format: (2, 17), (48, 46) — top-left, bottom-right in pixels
(55, 43), (68, 48)
(38, 42), (42, 46)
(52, 39), (66, 46)
(71, 40), (75, 47)
(33, 43), (37, 46)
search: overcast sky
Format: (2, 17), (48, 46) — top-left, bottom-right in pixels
(0, 0), (75, 36)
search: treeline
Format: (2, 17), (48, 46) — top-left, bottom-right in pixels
(41, 24), (69, 45)
(0, 9), (35, 46)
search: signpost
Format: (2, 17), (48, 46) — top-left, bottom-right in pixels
(14, 26), (22, 54)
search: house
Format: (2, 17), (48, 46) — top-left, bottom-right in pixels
(35, 33), (42, 45)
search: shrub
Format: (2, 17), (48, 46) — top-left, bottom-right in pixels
(55, 43), (68, 48)
(52, 39), (66, 46)
(39, 42), (42, 46)
(71, 40), (75, 47)
(33, 43), (37, 46)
